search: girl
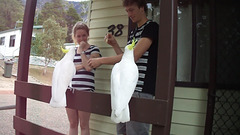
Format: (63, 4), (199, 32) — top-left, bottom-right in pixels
(66, 22), (101, 135)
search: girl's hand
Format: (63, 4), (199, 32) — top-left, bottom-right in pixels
(77, 41), (88, 54)
(79, 41), (88, 47)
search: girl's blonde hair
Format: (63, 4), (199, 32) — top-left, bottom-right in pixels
(72, 22), (89, 44)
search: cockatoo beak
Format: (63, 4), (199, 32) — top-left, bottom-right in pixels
(61, 46), (70, 53)
(127, 38), (137, 50)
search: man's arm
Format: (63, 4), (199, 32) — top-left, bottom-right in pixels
(88, 37), (152, 68)
(77, 41), (101, 71)
(133, 37), (153, 61)
(88, 54), (123, 68)
(81, 52), (101, 71)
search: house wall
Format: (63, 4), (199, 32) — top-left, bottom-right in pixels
(88, 0), (127, 134)
(88, 0), (128, 94)
(0, 29), (22, 58)
(0, 26), (42, 59)
(171, 87), (208, 135)
(88, 0), (208, 135)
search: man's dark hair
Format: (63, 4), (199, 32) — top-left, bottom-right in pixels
(122, 0), (148, 13)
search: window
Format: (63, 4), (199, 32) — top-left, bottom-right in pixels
(177, 1), (193, 82)
(32, 36), (36, 41)
(147, 1), (160, 24)
(0, 37), (5, 45)
(9, 35), (16, 47)
(176, 0), (210, 87)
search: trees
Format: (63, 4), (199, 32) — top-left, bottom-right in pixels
(37, 0), (67, 27)
(78, 1), (89, 22)
(32, 1), (89, 74)
(65, 4), (81, 43)
(32, 16), (67, 75)
(0, 0), (24, 31)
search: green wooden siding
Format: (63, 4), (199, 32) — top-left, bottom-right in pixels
(88, 0), (127, 134)
(171, 87), (208, 135)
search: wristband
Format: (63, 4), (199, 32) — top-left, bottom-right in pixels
(81, 51), (86, 55)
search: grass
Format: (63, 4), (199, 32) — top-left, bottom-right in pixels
(0, 59), (54, 86)
(28, 65), (54, 85)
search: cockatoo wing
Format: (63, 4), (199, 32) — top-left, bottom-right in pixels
(111, 60), (138, 123)
(50, 60), (76, 107)
(111, 63), (120, 109)
(114, 62), (138, 113)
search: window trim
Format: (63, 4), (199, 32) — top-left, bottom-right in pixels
(9, 35), (16, 47)
(175, 0), (209, 88)
(175, 82), (208, 88)
(0, 37), (5, 45)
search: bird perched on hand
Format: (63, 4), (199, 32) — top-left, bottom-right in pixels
(50, 47), (76, 107)
(111, 39), (138, 123)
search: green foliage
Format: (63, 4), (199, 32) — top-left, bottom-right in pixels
(32, 34), (44, 55)
(32, 16), (67, 63)
(65, 4), (81, 43)
(0, 0), (24, 31)
(79, 1), (89, 22)
(66, 4), (81, 23)
(32, 16), (67, 75)
(37, 0), (67, 27)
(35, 0), (89, 43)
(31, 1), (90, 73)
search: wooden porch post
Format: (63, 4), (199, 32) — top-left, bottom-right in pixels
(152, 0), (178, 134)
(15, 0), (37, 135)
(204, 0), (216, 134)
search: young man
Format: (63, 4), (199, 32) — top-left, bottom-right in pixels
(88, 0), (159, 134)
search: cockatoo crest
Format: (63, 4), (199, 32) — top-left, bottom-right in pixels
(61, 44), (79, 53)
(61, 46), (70, 53)
(127, 38), (137, 50)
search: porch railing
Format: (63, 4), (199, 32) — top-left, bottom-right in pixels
(14, 0), (177, 134)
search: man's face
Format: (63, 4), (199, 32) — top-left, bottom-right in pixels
(125, 4), (145, 23)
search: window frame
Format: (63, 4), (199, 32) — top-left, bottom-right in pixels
(0, 37), (5, 45)
(176, 0), (209, 88)
(9, 35), (16, 47)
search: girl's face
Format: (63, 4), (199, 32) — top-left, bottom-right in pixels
(74, 29), (89, 44)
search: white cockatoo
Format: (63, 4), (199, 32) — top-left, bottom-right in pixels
(111, 39), (139, 123)
(50, 47), (76, 107)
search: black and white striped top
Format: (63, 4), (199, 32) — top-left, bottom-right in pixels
(71, 45), (101, 91)
(128, 20), (159, 95)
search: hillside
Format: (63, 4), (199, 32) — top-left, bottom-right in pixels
(21, 0), (88, 16)
(21, 0), (52, 10)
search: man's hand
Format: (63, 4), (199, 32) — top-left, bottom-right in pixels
(88, 58), (102, 68)
(104, 33), (118, 47)
(105, 33), (123, 55)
